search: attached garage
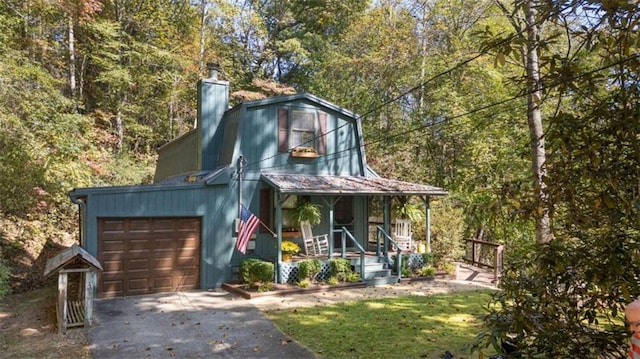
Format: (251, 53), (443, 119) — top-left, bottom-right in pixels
(97, 217), (201, 298)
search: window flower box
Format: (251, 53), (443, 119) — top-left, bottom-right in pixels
(290, 147), (319, 158)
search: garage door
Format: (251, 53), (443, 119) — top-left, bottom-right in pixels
(97, 217), (201, 298)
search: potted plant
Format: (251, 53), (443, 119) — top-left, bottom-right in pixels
(286, 199), (322, 229)
(290, 147), (319, 158)
(281, 240), (301, 262)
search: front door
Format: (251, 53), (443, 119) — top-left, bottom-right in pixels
(333, 197), (354, 248)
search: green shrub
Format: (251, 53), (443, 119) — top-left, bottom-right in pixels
(239, 258), (274, 285)
(298, 259), (322, 281)
(329, 258), (352, 281)
(257, 282), (273, 292)
(391, 255), (413, 275)
(430, 198), (465, 264)
(0, 256), (10, 299)
(420, 266), (436, 277)
(298, 278), (311, 288)
(346, 272), (361, 283)
(326, 276), (339, 285)
(421, 252), (434, 267)
(439, 262), (456, 274)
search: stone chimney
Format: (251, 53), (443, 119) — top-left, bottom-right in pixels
(197, 62), (229, 170)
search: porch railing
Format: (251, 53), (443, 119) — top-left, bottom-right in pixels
(337, 227), (366, 281)
(463, 238), (504, 284)
(373, 225), (403, 280)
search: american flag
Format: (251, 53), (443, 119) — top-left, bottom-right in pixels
(237, 204), (260, 254)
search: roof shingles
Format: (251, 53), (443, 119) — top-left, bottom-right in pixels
(261, 173), (447, 196)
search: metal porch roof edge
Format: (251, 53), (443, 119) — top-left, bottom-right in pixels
(68, 180), (207, 197)
(260, 173), (447, 196)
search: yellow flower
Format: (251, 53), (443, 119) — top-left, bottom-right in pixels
(281, 240), (300, 254)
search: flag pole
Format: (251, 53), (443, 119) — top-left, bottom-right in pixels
(259, 221), (277, 238)
(236, 155), (244, 217)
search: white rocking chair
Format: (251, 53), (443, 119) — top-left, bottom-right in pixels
(392, 219), (413, 252)
(300, 220), (329, 256)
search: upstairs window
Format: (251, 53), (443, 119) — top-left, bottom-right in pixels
(278, 107), (327, 154)
(290, 110), (316, 149)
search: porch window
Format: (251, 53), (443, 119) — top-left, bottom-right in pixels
(278, 107), (327, 154)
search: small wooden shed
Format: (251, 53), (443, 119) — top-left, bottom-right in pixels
(44, 244), (102, 334)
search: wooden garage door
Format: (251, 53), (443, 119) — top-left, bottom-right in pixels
(97, 217), (201, 298)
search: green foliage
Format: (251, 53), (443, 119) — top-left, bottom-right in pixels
(298, 278), (311, 288)
(257, 282), (274, 292)
(326, 276), (339, 285)
(0, 255), (10, 299)
(297, 259), (322, 282)
(421, 252), (434, 267)
(328, 258), (353, 282)
(239, 259), (274, 285)
(286, 200), (322, 228)
(474, 240), (629, 358)
(439, 262), (456, 275)
(430, 197), (466, 266)
(420, 266), (436, 277)
(345, 272), (361, 283)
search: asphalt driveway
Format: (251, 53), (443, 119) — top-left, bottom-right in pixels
(88, 290), (316, 359)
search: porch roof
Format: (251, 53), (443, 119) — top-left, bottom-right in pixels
(261, 173), (447, 196)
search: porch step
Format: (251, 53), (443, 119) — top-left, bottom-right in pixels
(349, 255), (386, 266)
(365, 275), (400, 286)
(350, 255), (393, 280)
(361, 269), (392, 280)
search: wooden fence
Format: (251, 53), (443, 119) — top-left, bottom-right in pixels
(463, 238), (504, 284)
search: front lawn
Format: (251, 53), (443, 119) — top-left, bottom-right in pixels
(266, 289), (497, 358)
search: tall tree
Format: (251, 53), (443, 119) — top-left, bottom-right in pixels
(475, 0), (640, 356)
(523, 0), (551, 244)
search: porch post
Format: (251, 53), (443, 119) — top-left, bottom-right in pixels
(424, 196), (431, 252)
(320, 196), (339, 257)
(275, 193), (283, 283)
(383, 196), (391, 236)
(328, 198), (335, 256)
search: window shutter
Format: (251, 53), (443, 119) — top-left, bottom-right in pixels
(278, 107), (289, 153)
(259, 188), (273, 233)
(317, 111), (327, 154)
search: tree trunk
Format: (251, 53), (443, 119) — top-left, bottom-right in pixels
(68, 14), (77, 112)
(525, 1), (551, 243)
(199, 0), (207, 76)
(116, 105), (124, 153)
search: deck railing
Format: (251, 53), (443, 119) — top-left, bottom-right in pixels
(337, 227), (366, 280)
(463, 238), (504, 284)
(373, 225), (403, 279)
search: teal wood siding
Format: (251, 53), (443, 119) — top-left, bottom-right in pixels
(80, 183), (244, 288)
(218, 107), (242, 166)
(154, 131), (198, 182)
(238, 100), (363, 177)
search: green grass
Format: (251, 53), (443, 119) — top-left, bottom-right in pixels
(266, 289), (497, 359)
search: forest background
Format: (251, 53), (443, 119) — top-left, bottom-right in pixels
(0, 0), (638, 356)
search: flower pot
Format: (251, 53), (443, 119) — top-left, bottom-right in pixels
(291, 151), (319, 158)
(282, 253), (293, 262)
(418, 243), (426, 253)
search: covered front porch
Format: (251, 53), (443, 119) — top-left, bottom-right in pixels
(259, 173), (447, 284)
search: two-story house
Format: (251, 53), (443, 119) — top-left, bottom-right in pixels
(69, 64), (446, 298)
